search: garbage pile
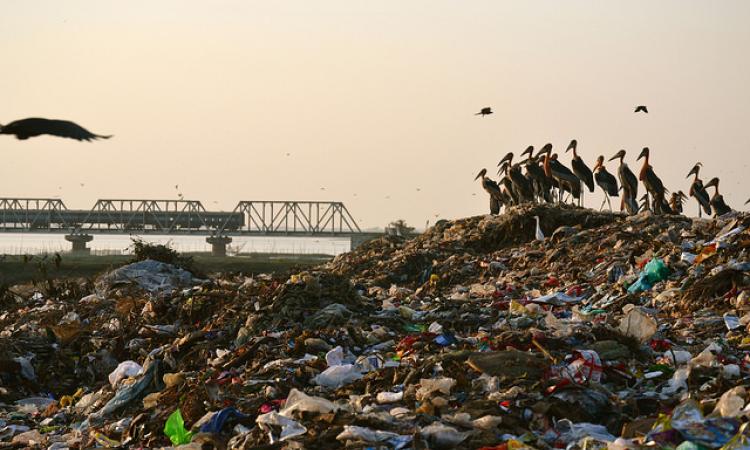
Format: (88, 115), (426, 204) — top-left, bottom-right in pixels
(1, 203), (750, 449)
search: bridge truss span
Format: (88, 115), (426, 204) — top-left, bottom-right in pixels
(219, 201), (362, 235)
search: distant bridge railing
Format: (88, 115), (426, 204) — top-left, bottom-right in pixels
(0, 198), (363, 236)
(216, 201), (361, 235)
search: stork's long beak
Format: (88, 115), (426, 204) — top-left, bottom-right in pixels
(637, 148), (648, 161)
(686, 165), (699, 179)
(565, 140), (577, 152)
(679, 191), (689, 200)
(608, 150), (624, 162)
(498, 152), (514, 166)
(474, 170), (485, 181)
(704, 178), (718, 189)
(535, 144), (552, 158)
(745, 198), (750, 205)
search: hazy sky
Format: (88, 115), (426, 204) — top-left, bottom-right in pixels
(2, 1), (749, 229)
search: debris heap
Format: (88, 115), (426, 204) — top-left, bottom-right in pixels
(2, 205), (750, 449)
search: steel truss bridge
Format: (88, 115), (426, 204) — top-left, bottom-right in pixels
(0, 198), (382, 253)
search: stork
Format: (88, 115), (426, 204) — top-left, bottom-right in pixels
(474, 169), (504, 214)
(0, 117), (112, 141)
(608, 150), (638, 215)
(497, 162), (519, 206)
(498, 152), (534, 203)
(669, 191), (688, 215)
(566, 139), (595, 207)
(704, 177), (733, 217)
(637, 147), (668, 215)
(537, 144), (580, 204)
(634, 105), (648, 114)
(638, 193), (651, 213)
(686, 163), (712, 217)
(520, 146), (552, 203)
(593, 155), (618, 211)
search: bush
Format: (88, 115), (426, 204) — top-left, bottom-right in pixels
(129, 239), (195, 272)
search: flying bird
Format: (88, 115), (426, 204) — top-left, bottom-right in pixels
(634, 106), (648, 114)
(475, 107), (493, 117)
(0, 118), (112, 141)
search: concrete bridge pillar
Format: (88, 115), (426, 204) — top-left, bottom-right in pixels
(206, 236), (232, 257)
(65, 234), (93, 253)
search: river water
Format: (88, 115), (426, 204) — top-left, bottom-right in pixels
(0, 234), (352, 256)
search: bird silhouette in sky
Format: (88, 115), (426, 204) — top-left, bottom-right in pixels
(0, 117), (112, 141)
(634, 105), (648, 113)
(475, 107), (493, 117)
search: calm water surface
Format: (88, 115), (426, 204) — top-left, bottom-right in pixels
(0, 234), (351, 256)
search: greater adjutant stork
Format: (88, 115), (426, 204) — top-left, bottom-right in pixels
(498, 152), (535, 203)
(704, 177), (732, 217)
(686, 163), (712, 218)
(537, 144), (580, 204)
(608, 150), (638, 214)
(592, 155), (618, 211)
(566, 139), (594, 207)
(474, 169), (504, 214)
(637, 147), (668, 215)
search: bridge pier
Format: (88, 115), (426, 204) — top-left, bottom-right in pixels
(65, 234), (93, 253)
(206, 236), (232, 257)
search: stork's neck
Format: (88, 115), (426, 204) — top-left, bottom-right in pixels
(543, 156), (551, 177)
(572, 148), (578, 159)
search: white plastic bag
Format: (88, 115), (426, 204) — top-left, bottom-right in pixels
(108, 361), (143, 388)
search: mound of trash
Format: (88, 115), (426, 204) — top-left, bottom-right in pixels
(0, 206), (749, 449)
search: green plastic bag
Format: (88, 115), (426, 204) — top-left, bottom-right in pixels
(643, 258), (669, 284)
(164, 409), (193, 446)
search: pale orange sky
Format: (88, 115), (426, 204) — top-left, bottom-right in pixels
(2, 1), (749, 228)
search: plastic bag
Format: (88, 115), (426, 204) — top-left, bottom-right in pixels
(279, 389), (338, 416)
(416, 378), (456, 401)
(164, 409), (193, 446)
(627, 258), (669, 293)
(619, 307), (657, 343)
(419, 422), (470, 447)
(108, 360), (143, 388)
(199, 407), (248, 433)
(256, 412), (307, 442)
(336, 425), (412, 449)
(712, 387), (746, 418)
(312, 364), (363, 389)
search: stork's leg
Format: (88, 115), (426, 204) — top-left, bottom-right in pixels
(606, 195), (612, 211)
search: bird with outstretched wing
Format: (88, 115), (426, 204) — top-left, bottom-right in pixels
(0, 117), (112, 141)
(634, 105), (648, 113)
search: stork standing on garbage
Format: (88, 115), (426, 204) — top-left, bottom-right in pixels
(669, 191), (688, 215)
(474, 169), (504, 215)
(592, 155), (618, 211)
(498, 152), (535, 204)
(537, 144), (580, 204)
(521, 146), (553, 203)
(566, 139), (595, 207)
(704, 177), (733, 216)
(609, 150), (639, 215)
(686, 163), (712, 218)
(637, 147), (668, 215)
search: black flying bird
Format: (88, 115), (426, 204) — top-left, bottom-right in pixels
(475, 107), (493, 117)
(634, 105), (648, 114)
(0, 118), (112, 141)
